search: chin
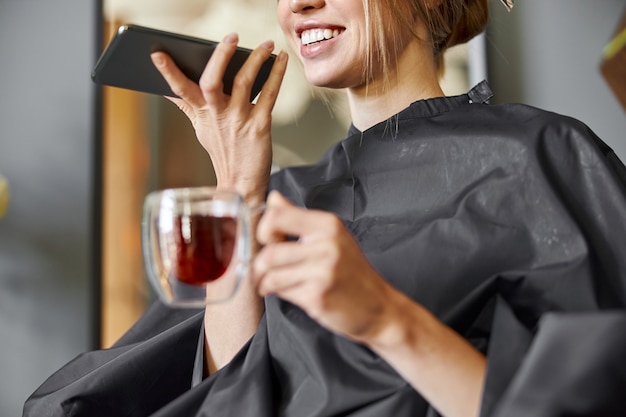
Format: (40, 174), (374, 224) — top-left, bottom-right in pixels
(304, 70), (355, 90)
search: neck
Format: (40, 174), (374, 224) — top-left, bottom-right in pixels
(347, 40), (444, 131)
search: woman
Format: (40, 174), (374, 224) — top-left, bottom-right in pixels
(24, 0), (626, 416)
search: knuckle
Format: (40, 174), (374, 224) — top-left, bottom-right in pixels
(261, 271), (276, 290)
(198, 77), (222, 95)
(256, 220), (272, 244)
(262, 244), (279, 265)
(233, 72), (253, 89)
(170, 83), (195, 99)
(257, 274), (273, 296)
(260, 85), (278, 101)
(307, 297), (325, 321)
(169, 85), (186, 98)
(251, 121), (270, 138)
(322, 241), (341, 266)
(263, 205), (282, 225)
(325, 215), (345, 236)
(313, 265), (335, 293)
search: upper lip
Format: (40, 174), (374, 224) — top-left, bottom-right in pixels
(294, 20), (345, 37)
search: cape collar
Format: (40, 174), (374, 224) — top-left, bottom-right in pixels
(347, 80), (493, 137)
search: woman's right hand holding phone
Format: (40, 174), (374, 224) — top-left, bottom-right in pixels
(151, 34), (288, 374)
(151, 33), (288, 207)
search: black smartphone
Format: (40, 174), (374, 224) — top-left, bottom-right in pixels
(92, 24), (276, 101)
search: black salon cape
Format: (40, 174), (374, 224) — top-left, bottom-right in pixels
(24, 82), (626, 416)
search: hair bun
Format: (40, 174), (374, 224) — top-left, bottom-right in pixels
(441, 0), (489, 52)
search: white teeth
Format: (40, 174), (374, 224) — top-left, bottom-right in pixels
(301, 28), (341, 45)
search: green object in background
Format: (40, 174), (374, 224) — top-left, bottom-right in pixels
(603, 27), (626, 60)
(0, 174), (9, 219)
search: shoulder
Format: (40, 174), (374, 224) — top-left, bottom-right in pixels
(467, 101), (590, 133)
(474, 102), (626, 198)
(460, 82), (596, 141)
(459, 101), (610, 156)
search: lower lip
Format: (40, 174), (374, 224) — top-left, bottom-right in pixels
(299, 35), (340, 59)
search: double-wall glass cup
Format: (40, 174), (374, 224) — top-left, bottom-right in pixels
(142, 187), (255, 307)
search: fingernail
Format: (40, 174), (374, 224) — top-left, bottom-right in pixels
(151, 52), (164, 67)
(277, 50), (288, 62)
(261, 40), (275, 50)
(223, 33), (238, 44)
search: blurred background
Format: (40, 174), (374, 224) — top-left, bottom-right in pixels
(1, 0), (625, 416)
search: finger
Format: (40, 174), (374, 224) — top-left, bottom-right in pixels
(254, 50), (289, 115)
(150, 52), (206, 107)
(164, 96), (197, 121)
(253, 239), (305, 278)
(257, 191), (343, 244)
(255, 258), (318, 297)
(198, 33), (240, 106)
(256, 192), (301, 244)
(228, 40), (277, 105)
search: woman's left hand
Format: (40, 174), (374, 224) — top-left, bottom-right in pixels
(253, 191), (395, 343)
(255, 192), (487, 417)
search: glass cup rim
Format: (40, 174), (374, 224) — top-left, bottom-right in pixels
(145, 187), (245, 212)
(146, 186), (242, 200)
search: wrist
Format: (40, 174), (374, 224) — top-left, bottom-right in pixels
(364, 288), (424, 355)
(215, 186), (265, 208)
(216, 178), (268, 207)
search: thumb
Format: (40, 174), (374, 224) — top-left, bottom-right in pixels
(257, 191), (297, 244)
(266, 190), (292, 208)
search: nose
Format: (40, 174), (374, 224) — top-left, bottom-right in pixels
(289, 0), (324, 13)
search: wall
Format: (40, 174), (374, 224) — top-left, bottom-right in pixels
(0, 1), (100, 416)
(487, 0), (626, 158)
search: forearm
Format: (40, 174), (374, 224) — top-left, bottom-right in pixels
(203, 190), (266, 375)
(203, 275), (264, 375)
(366, 288), (486, 417)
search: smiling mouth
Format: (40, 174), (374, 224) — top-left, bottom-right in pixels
(300, 28), (343, 46)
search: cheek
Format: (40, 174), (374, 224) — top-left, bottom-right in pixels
(276, 5), (299, 52)
(276, 2), (290, 33)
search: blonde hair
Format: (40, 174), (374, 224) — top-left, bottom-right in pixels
(363, 0), (489, 80)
